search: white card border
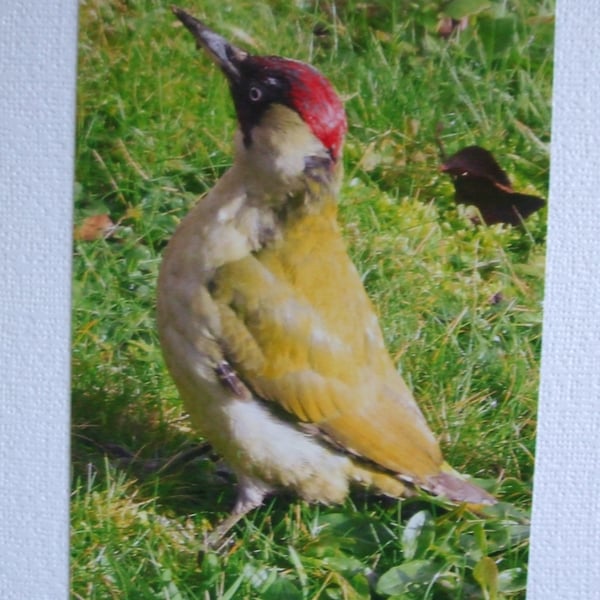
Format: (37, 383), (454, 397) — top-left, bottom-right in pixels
(527, 0), (600, 597)
(1, 0), (598, 597)
(0, 1), (76, 597)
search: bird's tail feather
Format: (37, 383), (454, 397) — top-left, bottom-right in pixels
(426, 463), (496, 506)
(350, 461), (496, 506)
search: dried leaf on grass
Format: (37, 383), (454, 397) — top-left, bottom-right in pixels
(75, 214), (117, 241)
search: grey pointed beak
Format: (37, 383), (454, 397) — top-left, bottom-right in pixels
(172, 6), (247, 82)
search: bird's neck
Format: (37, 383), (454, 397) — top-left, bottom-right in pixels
(231, 156), (342, 227)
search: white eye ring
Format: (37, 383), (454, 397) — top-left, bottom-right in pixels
(249, 86), (262, 101)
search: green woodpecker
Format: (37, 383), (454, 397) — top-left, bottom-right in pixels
(158, 7), (495, 542)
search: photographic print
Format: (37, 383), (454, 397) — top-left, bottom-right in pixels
(71, 1), (553, 597)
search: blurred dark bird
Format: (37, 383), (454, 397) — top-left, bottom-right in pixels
(441, 145), (545, 226)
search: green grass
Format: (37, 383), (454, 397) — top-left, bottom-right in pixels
(72, 0), (553, 598)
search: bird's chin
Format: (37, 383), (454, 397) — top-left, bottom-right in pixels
(233, 133), (308, 197)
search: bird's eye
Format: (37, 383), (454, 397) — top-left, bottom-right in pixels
(249, 86), (263, 102)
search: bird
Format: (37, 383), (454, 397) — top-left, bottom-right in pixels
(158, 7), (496, 546)
(440, 145), (545, 226)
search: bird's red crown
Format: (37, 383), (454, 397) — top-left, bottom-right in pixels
(253, 57), (347, 161)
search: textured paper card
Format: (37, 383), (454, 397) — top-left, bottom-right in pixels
(0, 1), (76, 598)
(1, 1), (598, 598)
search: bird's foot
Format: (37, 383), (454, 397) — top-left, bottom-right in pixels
(198, 511), (248, 561)
(197, 477), (271, 561)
